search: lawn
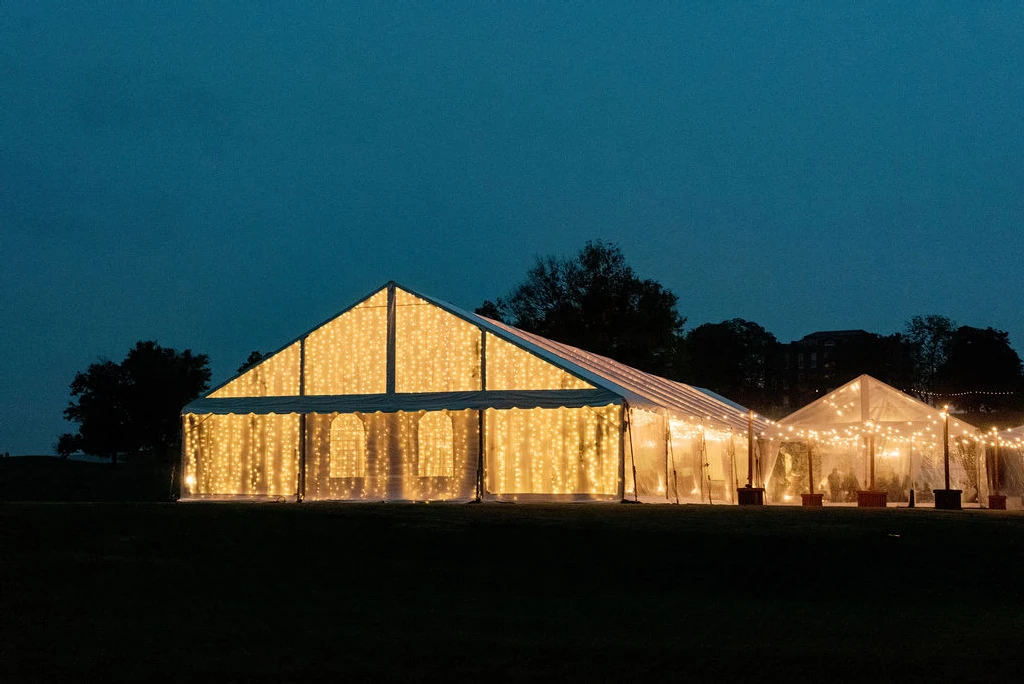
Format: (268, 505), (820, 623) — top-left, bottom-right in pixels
(2, 500), (1022, 683)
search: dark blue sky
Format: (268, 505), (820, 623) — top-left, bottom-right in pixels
(2, 3), (1022, 454)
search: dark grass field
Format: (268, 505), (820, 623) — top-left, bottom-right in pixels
(3, 499), (1024, 683)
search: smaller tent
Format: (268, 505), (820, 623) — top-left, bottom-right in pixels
(767, 375), (985, 505)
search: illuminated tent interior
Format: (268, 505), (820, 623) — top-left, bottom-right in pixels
(181, 282), (770, 503)
(767, 375), (986, 505)
(992, 425), (1024, 504)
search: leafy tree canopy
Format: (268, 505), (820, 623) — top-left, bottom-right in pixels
(58, 341), (211, 464)
(904, 314), (956, 396)
(237, 350), (266, 374)
(684, 319), (778, 408)
(936, 326), (1024, 411)
(478, 241), (686, 377)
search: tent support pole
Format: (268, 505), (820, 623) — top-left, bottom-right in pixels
(994, 438), (1000, 496)
(908, 437), (915, 507)
(701, 421), (712, 504)
(747, 410), (754, 487)
(943, 408), (950, 490)
(475, 330), (487, 502)
(667, 420), (679, 505)
(808, 439), (814, 496)
(618, 404), (626, 501)
(297, 338), (306, 502)
(476, 410), (485, 501)
(178, 415), (187, 500)
(386, 282), (396, 396)
(868, 433), (875, 491)
(664, 411), (670, 501)
(623, 402), (638, 502)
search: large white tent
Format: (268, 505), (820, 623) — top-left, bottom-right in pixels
(181, 282), (771, 503)
(767, 375), (986, 505)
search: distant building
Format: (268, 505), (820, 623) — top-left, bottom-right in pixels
(768, 330), (913, 410)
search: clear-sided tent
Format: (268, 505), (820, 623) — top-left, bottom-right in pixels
(181, 282), (771, 503)
(992, 425), (1024, 503)
(767, 375), (985, 505)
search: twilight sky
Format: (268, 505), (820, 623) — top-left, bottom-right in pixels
(2, 3), (1022, 454)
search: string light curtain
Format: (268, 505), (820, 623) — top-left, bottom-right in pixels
(395, 288), (481, 393)
(485, 333), (593, 390)
(305, 288), (387, 395)
(303, 410), (478, 501)
(209, 342), (301, 398)
(485, 405), (620, 499)
(182, 413), (300, 497)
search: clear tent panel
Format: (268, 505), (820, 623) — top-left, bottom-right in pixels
(626, 409), (746, 504)
(624, 408), (666, 501)
(182, 413), (300, 498)
(484, 405), (620, 498)
(304, 410), (478, 501)
(208, 342), (302, 398)
(484, 332), (593, 391)
(769, 435), (985, 504)
(993, 446), (1024, 500)
(304, 288), (387, 395)
(395, 288), (482, 393)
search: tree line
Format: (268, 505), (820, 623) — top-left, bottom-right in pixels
(57, 240), (1024, 466)
(478, 241), (1024, 416)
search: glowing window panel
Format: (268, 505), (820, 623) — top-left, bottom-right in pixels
(305, 288), (387, 395)
(302, 411), (479, 501)
(484, 333), (592, 391)
(417, 411), (454, 477)
(329, 414), (367, 478)
(395, 288), (481, 393)
(209, 342), (301, 398)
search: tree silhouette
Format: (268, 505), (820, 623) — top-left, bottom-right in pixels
(478, 241), (686, 377)
(905, 315), (956, 400)
(237, 350), (266, 374)
(936, 326), (1024, 411)
(58, 341), (211, 466)
(685, 319), (779, 408)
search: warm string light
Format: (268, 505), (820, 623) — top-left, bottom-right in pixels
(183, 413), (299, 496)
(395, 289), (481, 393)
(209, 343), (301, 398)
(908, 388), (1016, 398)
(485, 405), (620, 496)
(625, 409), (747, 503)
(187, 285), (760, 503)
(305, 289), (387, 395)
(768, 380), (992, 502)
(301, 410), (477, 501)
(484, 333), (592, 390)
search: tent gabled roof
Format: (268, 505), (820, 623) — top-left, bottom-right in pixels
(411, 287), (767, 435)
(777, 374), (977, 436)
(998, 424), (1024, 447)
(187, 281), (768, 434)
